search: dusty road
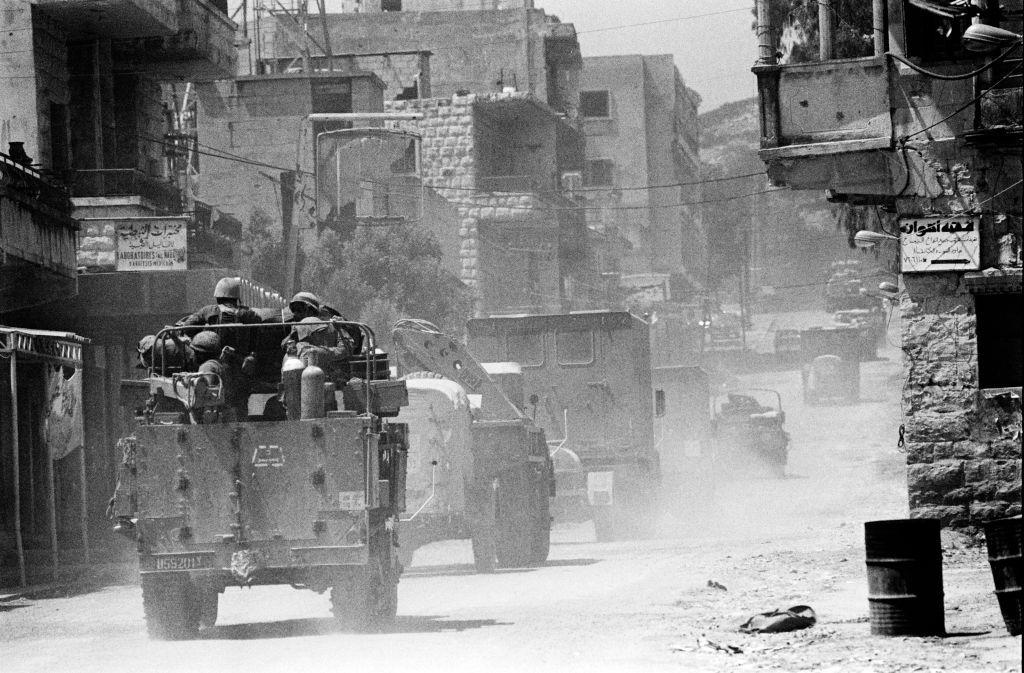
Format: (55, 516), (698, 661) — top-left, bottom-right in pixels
(2, 313), (1020, 673)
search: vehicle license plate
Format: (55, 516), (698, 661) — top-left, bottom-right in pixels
(149, 553), (213, 571)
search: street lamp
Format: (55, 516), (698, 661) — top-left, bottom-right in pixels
(962, 24), (1024, 53)
(854, 230), (899, 249)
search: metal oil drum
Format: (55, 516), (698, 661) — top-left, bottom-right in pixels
(984, 515), (1022, 636)
(864, 518), (944, 636)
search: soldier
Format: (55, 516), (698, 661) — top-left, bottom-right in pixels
(285, 291), (321, 322)
(283, 316), (354, 370)
(191, 330), (251, 421)
(177, 277), (261, 354)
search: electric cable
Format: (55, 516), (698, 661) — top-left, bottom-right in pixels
(900, 63), (1024, 143)
(886, 43), (1022, 81)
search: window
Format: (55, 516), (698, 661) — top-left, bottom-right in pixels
(381, 0), (402, 10)
(555, 329), (594, 366)
(580, 90), (610, 118)
(585, 159), (614, 187)
(506, 332), (544, 367)
(976, 294), (1022, 388)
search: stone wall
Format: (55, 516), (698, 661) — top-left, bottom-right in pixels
(899, 138), (1022, 529)
(386, 94), (565, 314)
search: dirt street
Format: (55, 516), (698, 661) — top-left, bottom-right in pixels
(2, 313), (1020, 673)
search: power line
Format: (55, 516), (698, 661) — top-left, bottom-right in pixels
(575, 7), (752, 35)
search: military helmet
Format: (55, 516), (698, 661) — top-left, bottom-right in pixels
(294, 316), (330, 343)
(214, 277), (242, 300)
(289, 291), (321, 313)
(191, 330), (222, 354)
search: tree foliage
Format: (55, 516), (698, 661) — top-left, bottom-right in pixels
(300, 226), (474, 350)
(758, 0), (873, 63)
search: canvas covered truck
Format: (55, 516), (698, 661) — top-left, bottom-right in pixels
(109, 320), (409, 638)
(391, 320), (553, 573)
(467, 311), (661, 541)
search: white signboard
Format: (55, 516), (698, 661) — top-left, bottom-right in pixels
(115, 218), (188, 271)
(899, 215), (980, 272)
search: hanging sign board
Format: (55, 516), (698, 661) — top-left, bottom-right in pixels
(899, 215), (980, 272)
(115, 217), (188, 271)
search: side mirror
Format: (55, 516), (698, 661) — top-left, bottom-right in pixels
(655, 389), (666, 418)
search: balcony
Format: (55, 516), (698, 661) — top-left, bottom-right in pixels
(0, 155), (79, 312)
(751, 0), (1023, 198)
(36, 0), (180, 38)
(70, 169), (183, 214)
(111, 0), (237, 79)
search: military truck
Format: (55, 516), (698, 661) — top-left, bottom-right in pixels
(110, 320), (409, 638)
(467, 311), (660, 541)
(391, 320), (553, 572)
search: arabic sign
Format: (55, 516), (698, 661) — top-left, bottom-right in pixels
(115, 218), (188, 271)
(899, 215), (980, 272)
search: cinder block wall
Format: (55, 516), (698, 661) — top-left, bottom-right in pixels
(900, 141), (1022, 528)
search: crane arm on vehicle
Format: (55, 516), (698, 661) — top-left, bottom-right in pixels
(391, 319), (524, 422)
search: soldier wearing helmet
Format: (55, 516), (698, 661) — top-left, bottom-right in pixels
(177, 277), (260, 353)
(281, 316), (354, 377)
(285, 291), (321, 322)
(190, 330), (252, 421)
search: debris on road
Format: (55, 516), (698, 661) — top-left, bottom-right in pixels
(706, 580), (728, 591)
(739, 605), (817, 633)
(671, 635), (744, 655)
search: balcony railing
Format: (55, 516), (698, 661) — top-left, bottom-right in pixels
(70, 169), (182, 213)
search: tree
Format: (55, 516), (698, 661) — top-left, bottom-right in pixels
(301, 225), (474, 350)
(757, 0), (873, 63)
(244, 208), (297, 294)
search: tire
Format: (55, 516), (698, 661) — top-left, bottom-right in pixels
(495, 467), (535, 568)
(331, 563), (397, 631)
(198, 588), (219, 629)
(331, 532), (398, 631)
(141, 574), (200, 640)
(471, 525), (497, 573)
(592, 506), (616, 542)
(528, 472), (551, 565)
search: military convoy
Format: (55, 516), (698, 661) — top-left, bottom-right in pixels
(390, 320), (554, 573)
(111, 320), (410, 638)
(466, 311), (667, 541)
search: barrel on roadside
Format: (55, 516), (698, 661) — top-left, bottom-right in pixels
(865, 518), (944, 636)
(983, 515), (1022, 636)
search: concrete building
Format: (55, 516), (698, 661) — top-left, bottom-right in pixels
(753, 0), (1022, 527)
(250, 3), (581, 113)
(0, 0), (237, 271)
(0, 0), (280, 581)
(385, 92), (596, 316)
(578, 55), (704, 289)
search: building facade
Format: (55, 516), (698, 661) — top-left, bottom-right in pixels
(753, 0), (1022, 527)
(578, 55), (704, 288)
(386, 92), (595, 316)
(250, 4), (581, 115)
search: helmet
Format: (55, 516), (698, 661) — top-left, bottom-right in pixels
(289, 291), (320, 314)
(191, 330), (222, 354)
(214, 277), (242, 301)
(294, 316), (330, 343)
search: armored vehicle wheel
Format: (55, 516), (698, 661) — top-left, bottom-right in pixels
(331, 560), (398, 631)
(496, 467), (535, 568)
(141, 574), (200, 640)
(471, 525), (497, 573)
(198, 588), (219, 628)
(592, 506), (617, 542)
(528, 472), (551, 565)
